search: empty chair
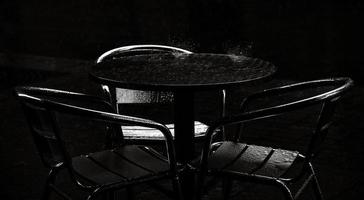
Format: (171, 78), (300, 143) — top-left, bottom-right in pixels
(196, 77), (353, 200)
(15, 86), (183, 200)
(95, 44), (226, 141)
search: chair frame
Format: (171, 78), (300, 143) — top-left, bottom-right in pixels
(197, 77), (353, 200)
(15, 86), (183, 200)
(96, 44), (227, 140)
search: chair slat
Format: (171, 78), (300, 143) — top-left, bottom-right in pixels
(122, 121), (208, 140)
(88, 150), (152, 180)
(254, 149), (298, 178)
(208, 142), (247, 170)
(225, 145), (273, 174)
(72, 155), (125, 185)
(113, 145), (169, 174)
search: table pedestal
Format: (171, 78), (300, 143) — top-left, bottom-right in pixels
(174, 90), (195, 199)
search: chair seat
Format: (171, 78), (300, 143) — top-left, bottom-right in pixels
(72, 145), (171, 186)
(122, 121), (208, 140)
(207, 141), (303, 179)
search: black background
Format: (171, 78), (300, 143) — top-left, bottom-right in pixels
(1, 0), (363, 81)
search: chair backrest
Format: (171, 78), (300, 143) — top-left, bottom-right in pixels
(96, 44), (192, 63)
(15, 87), (177, 184)
(203, 77), (354, 162)
(96, 44), (193, 113)
(15, 87), (118, 169)
(16, 89), (71, 169)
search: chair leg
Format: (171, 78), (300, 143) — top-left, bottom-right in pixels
(276, 180), (295, 200)
(195, 173), (206, 200)
(172, 176), (184, 200)
(222, 177), (233, 200)
(104, 190), (119, 200)
(41, 168), (59, 200)
(126, 186), (134, 200)
(311, 175), (324, 200)
(309, 164), (324, 200)
(87, 188), (102, 200)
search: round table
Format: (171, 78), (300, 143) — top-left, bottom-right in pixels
(89, 53), (276, 197)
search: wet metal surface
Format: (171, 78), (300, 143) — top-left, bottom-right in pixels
(90, 53), (276, 91)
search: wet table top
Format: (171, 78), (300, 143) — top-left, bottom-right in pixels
(89, 53), (276, 91)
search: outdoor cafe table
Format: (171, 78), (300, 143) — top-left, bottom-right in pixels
(89, 53), (276, 197)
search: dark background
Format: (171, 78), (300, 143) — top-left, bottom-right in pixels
(1, 1), (364, 199)
(1, 0), (364, 81)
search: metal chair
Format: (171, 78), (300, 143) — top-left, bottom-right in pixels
(196, 77), (353, 200)
(14, 86), (183, 200)
(96, 44), (226, 141)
